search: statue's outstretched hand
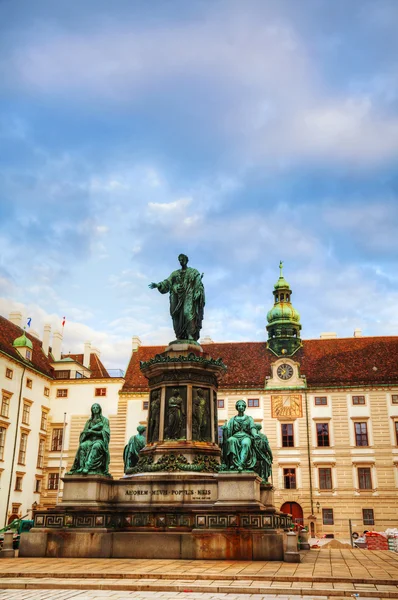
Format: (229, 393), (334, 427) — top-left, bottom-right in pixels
(149, 282), (158, 289)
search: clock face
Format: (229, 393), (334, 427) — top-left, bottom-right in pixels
(277, 363), (294, 380)
(271, 394), (302, 418)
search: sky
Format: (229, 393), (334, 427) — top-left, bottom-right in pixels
(1, 0), (398, 370)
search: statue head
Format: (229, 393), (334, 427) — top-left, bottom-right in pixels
(178, 253), (189, 267)
(235, 399), (246, 413)
(196, 388), (204, 397)
(152, 390), (160, 400)
(91, 403), (102, 418)
(137, 425), (146, 435)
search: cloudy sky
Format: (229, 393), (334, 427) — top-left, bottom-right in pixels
(1, 0), (398, 370)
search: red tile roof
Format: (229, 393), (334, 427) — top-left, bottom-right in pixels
(122, 336), (398, 392)
(0, 316), (54, 378)
(61, 353), (110, 379)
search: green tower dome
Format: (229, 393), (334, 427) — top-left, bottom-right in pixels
(266, 261), (302, 357)
(13, 332), (33, 350)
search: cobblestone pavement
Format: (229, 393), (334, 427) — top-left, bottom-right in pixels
(0, 592), (364, 600)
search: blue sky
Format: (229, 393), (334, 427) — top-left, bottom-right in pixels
(1, 0), (398, 369)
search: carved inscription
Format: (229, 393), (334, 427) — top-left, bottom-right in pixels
(124, 488), (212, 500)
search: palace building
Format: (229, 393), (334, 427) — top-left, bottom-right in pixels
(1, 267), (398, 536)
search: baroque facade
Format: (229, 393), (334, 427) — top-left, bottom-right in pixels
(1, 267), (397, 536)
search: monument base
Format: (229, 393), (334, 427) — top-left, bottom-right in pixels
(20, 472), (293, 561)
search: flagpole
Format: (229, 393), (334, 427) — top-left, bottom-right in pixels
(56, 412), (67, 505)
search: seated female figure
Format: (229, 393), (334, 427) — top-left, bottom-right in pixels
(67, 403), (110, 476)
(222, 399), (259, 471)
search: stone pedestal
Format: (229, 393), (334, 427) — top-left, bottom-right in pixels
(20, 342), (292, 561)
(284, 531), (300, 563)
(0, 531), (15, 558)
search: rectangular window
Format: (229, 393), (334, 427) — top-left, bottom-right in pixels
(22, 403), (30, 425)
(34, 479), (42, 493)
(352, 395), (365, 405)
(281, 423), (294, 447)
(26, 350), (32, 360)
(283, 468), (296, 489)
(44, 387), (50, 397)
(15, 476), (23, 491)
(315, 396), (327, 405)
(47, 473), (59, 490)
(322, 508), (334, 525)
(217, 399), (225, 409)
(95, 388), (107, 397)
(319, 468), (332, 490)
(358, 467), (372, 490)
(5, 368), (13, 379)
(0, 426), (6, 460)
(142, 400), (149, 410)
(363, 508), (375, 525)
(316, 423), (330, 447)
(37, 438), (45, 468)
(392, 395), (398, 405)
(51, 428), (63, 452)
(40, 411), (48, 431)
(56, 389), (68, 397)
(248, 398), (259, 408)
(26, 378), (32, 389)
(395, 422), (398, 446)
(18, 432), (28, 465)
(1, 395), (10, 418)
(355, 422), (369, 446)
(54, 370), (70, 379)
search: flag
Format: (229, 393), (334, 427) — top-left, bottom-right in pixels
(62, 317), (66, 328)
(26, 317), (32, 328)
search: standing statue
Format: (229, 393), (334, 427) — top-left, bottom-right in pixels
(124, 425), (146, 473)
(192, 388), (210, 441)
(67, 403), (110, 476)
(221, 400), (259, 471)
(254, 423), (273, 483)
(165, 388), (185, 440)
(149, 254), (205, 342)
(148, 389), (161, 443)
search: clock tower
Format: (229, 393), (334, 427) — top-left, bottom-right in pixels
(266, 262), (302, 357)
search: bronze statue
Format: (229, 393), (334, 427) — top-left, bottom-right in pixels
(221, 400), (259, 471)
(148, 389), (161, 442)
(192, 388), (210, 441)
(149, 254), (205, 342)
(124, 425), (146, 473)
(254, 423), (273, 483)
(67, 403), (110, 476)
(165, 388), (185, 439)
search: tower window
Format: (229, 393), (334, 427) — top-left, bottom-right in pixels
(280, 293), (284, 301)
(286, 294), (289, 301)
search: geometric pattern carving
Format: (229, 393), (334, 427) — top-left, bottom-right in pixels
(34, 510), (292, 531)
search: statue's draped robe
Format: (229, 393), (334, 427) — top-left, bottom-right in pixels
(69, 416), (110, 475)
(166, 395), (184, 439)
(157, 266), (205, 341)
(124, 432), (146, 472)
(223, 414), (257, 470)
(255, 433), (273, 482)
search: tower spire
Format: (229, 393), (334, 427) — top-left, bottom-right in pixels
(266, 263), (302, 356)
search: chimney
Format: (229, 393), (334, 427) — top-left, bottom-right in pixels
(132, 336), (142, 352)
(201, 335), (214, 344)
(9, 311), (23, 328)
(83, 341), (91, 368)
(52, 331), (63, 361)
(354, 328), (362, 338)
(320, 332), (337, 339)
(42, 324), (51, 355)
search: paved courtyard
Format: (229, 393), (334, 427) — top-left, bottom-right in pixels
(0, 550), (397, 598)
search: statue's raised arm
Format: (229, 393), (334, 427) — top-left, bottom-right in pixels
(149, 254), (205, 343)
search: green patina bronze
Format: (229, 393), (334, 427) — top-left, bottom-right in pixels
(192, 387), (211, 442)
(67, 403), (111, 477)
(131, 453), (220, 473)
(124, 425), (146, 474)
(220, 400), (273, 482)
(149, 254), (205, 343)
(140, 352), (226, 370)
(266, 261), (302, 357)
